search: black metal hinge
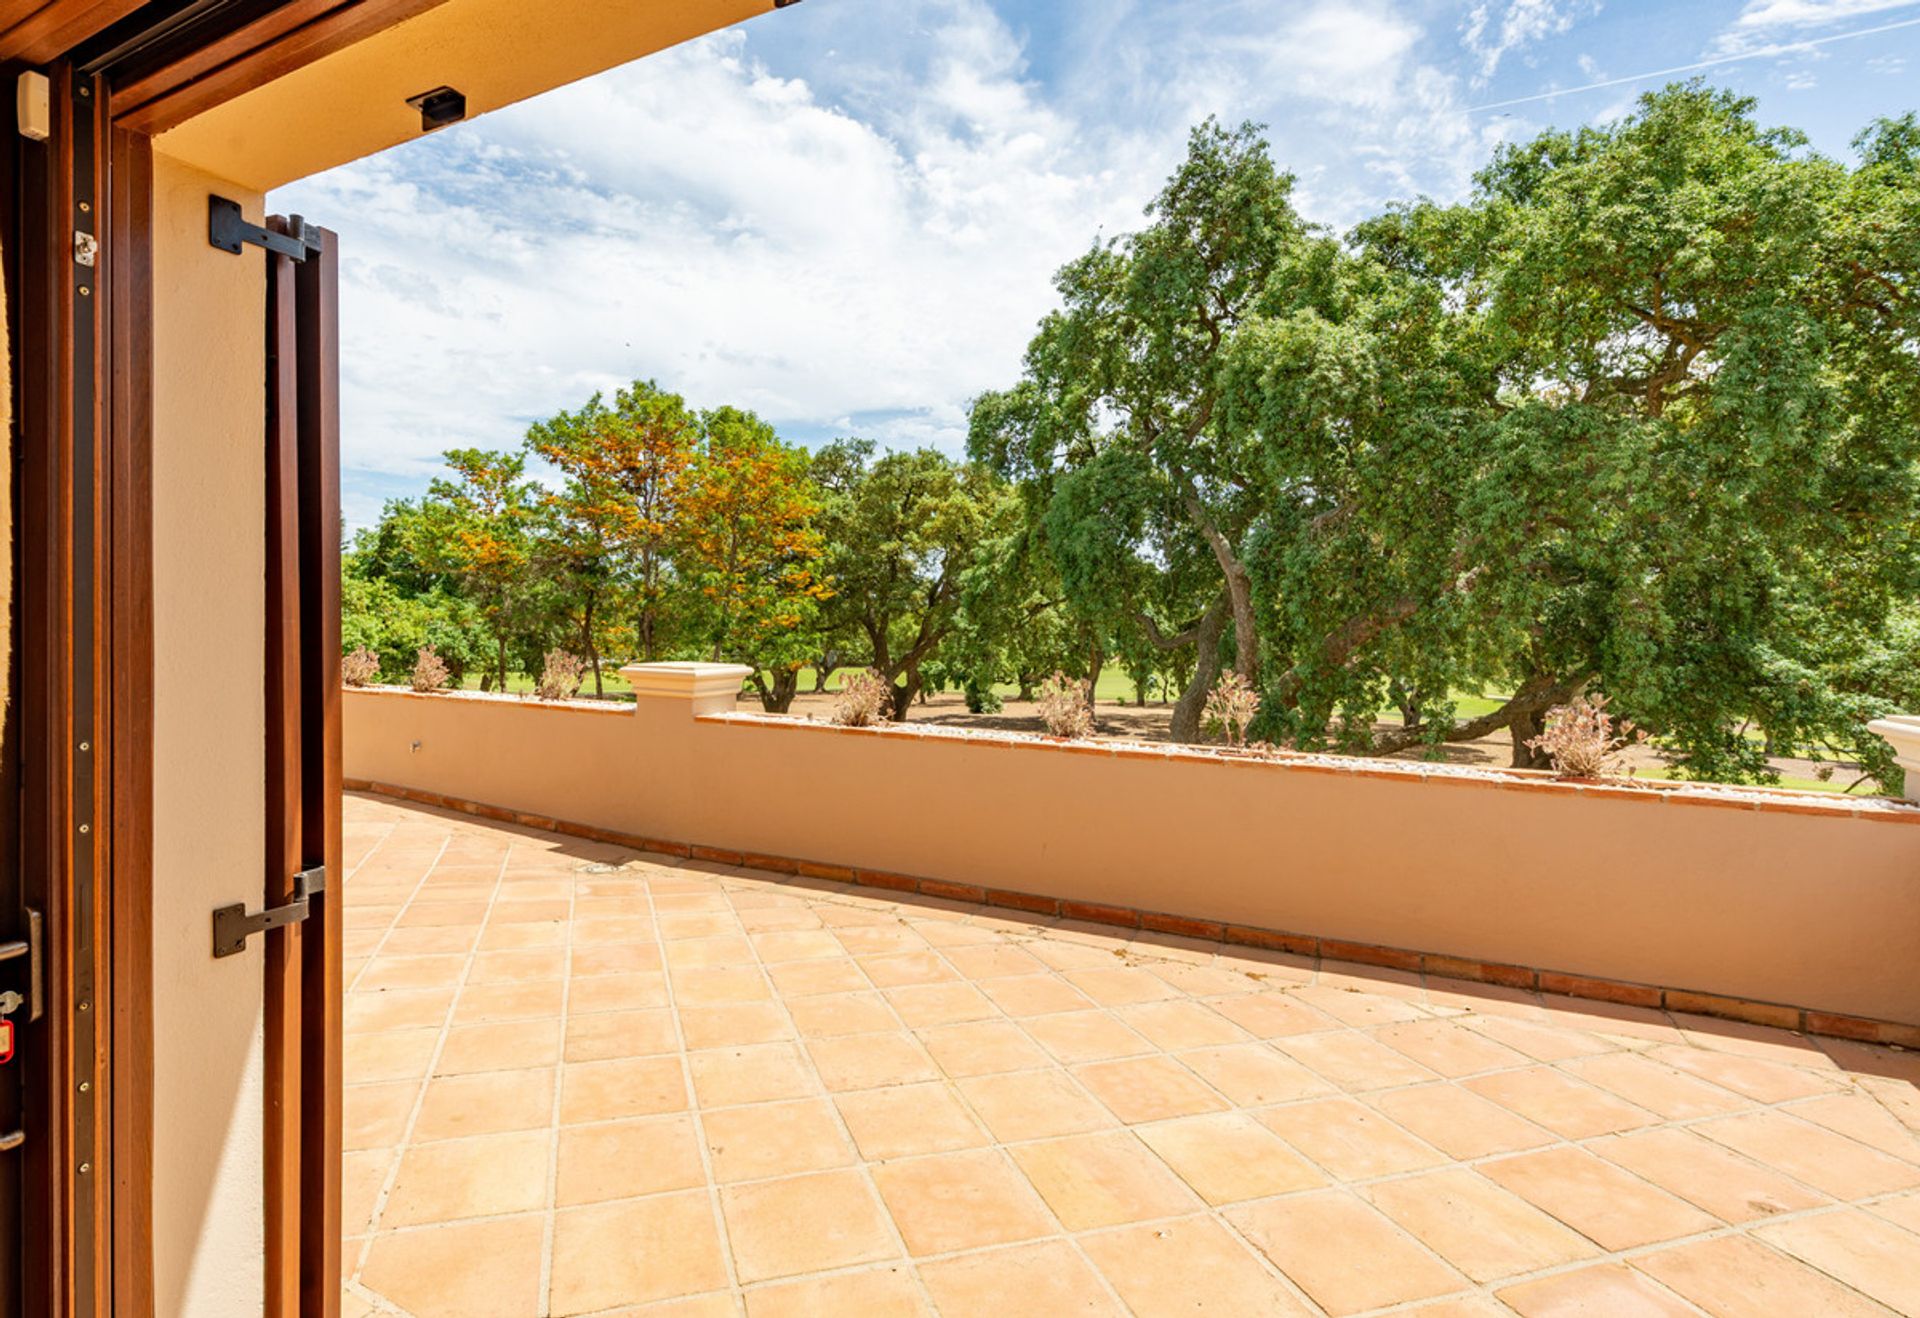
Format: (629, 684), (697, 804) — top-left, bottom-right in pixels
(212, 866), (326, 959)
(208, 195), (322, 262)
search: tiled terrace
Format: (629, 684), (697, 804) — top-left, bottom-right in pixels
(339, 791), (1920, 1318)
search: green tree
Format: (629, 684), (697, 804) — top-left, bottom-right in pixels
(412, 448), (542, 691)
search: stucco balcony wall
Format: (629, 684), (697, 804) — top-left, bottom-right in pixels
(344, 666), (1920, 1030)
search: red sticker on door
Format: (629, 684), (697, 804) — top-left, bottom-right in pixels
(0, 1021), (12, 1064)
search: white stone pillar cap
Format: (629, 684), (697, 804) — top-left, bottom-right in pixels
(620, 662), (755, 703)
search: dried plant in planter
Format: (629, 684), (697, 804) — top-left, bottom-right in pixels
(1037, 671), (1095, 739)
(341, 646), (380, 688)
(1204, 671), (1260, 747)
(1527, 693), (1644, 778)
(832, 669), (892, 727)
(410, 646), (450, 694)
(534, 649), (587, 701)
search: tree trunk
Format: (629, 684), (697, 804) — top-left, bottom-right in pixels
(1085, 638), (1104, 731)
(759, 667), (800, 713)
(1509, 704), (1554, 769)
(1170, 593), (1230, 743)
(888, 671), (922, 721)
(584, 599), (603, 699)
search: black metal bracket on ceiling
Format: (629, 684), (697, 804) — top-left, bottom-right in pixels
(207, 194), (321, 261)
(211, 865), (327, 959)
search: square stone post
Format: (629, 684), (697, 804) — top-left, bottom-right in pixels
(1867, 715), (1920, 802)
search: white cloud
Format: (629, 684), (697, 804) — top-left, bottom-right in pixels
(1462, 0), (1594, 79)
(1713, 0), (1920, 53)
(268, 0), (1514, 527)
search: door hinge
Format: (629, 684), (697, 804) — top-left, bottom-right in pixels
(212, 866), (326, 959)
(207, 194), (321, 262)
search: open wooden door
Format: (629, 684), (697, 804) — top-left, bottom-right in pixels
(262, 213), (344, 1318)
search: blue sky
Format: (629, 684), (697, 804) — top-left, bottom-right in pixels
(266, 0), (1920, 529)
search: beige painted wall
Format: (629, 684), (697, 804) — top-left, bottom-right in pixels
(347, 680), (1920, 1027)
(150, 152), (269, 1318)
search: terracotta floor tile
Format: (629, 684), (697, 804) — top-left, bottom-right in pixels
(917, 1240), (1122, 1318)
(750, 930), (845, 963)
(562, 1007), (678, 1063)
(1633, 1234), (1890, 1318)
(883, 982), (998, 1028)
(1392, 1300), (1513, 1318)
(396, 901), (491, 929)
(1207, 991), (1339, 1038)
(662, 935), (758, 968)
(378, 926), (479, 957)
(958, 1069), (1116, 1142)
(549, 1191), (731, 1313)
(357, 954), (469, 992)
(1257, 1097), (1448, 1180)
(1148, 960), (1259, 998)
(766, 956), (870, 998)
(720, 1170), (899, 1283)
(1070, 1055), (1227, 1125)
(919, 1020), (1052, 1077)
(784, 991), (898, 1039)
(1755, 1208), (1920, 1313)
(381, 1131), (550, 1228)
(837, 1083), (988, 1160)
(1562, 1051), (1749, 1120)
(1134, 1112), (1323, 1204)
(743, 1266), (929, 1318)
(1593, 1126), (1830, 1223)
(1497, 1265), (1696, 1317)
(1175, 1043), (1335, 1105)
(1464, 1067), (1657, 1140)
(1693, 1109), (1920, 1199)
(1467, 1015), (1615, 1063)
(680, 1002), (796, 1050)
(1064, 966), (1183, 1006)
(1650, 1043), (1840, 1103)
(1110, 1000), (1247, 1050)
(477, 921), (565, 951)
(359, 1217), (545, 1318)
(342, 1149), (392, 1237)
(689, 1043), (819, 1107)
(1274, 1030), (1439, 1091)
(1366, 1168), (1600, 1283)
(1480, 1145), (1718, 1250)
(1871, 1187), (1920, 1234)
(806, 1032), (941, 1091)
(1023, 1011), (1155, 1064)
(943, 943), (1046, 980)
(1293, 984), (1430, 1028)
(559, 1056), (688, 1124)
(566, 972), (668, 1015)
(413, 1069), (555, 1142)
(347, 988), (455, 1034)
(1228, 1189), (1466, 1315)
(672, 965), (774, 1006)
(702, 1098), (856, 1182)
(347, 1028), (441, 1084)
(858, 952), (958, 988)
(1372, 1019), (1530, 1078)
(556, 1114), (706, 1205)
(871, 1148), (1055, 1255)
(1368, 1083), (1555, 1160)
(567, 942), (663, 977)
(1009, 1130), (1202, 1230)
(835, 924), (928, 958)
(1788, 1091), (1920, 1162)
(1080, 1216), (1314, 1316)
(980, 973), (1096, 1018)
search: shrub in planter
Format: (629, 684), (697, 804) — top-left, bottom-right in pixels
(832, 669), (892, 727)
(410, 646), (451, 694)
(1527, 693), (1643, 778)
(534, 650), (587, 701)
(1037, 671), (1094, 739)
(1203, 671), (1260, 747)
(341, 646), (381, 688)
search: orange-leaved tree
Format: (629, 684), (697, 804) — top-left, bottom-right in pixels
(675, 406), (830, 712)
(526, 380), (698, 666)
(413, 448), (538, 691)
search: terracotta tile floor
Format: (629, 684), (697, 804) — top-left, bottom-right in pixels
(337, 793), (1920, 1318)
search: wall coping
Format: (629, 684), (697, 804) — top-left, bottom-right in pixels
(342, 684), (1920, 826)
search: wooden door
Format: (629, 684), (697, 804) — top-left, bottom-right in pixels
(264, 215), (344, 1318)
